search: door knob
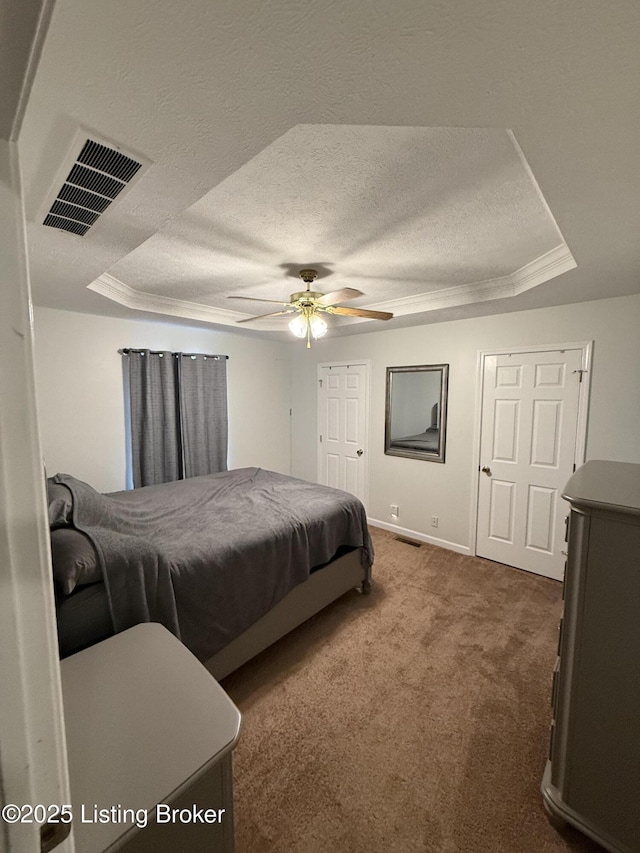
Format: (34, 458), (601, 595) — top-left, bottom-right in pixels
(357, 449), (364, 457)
(481, 465), (492, 475)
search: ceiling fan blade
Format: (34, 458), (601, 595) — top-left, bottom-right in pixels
(236, 310), (294, 323)
(329, 305), (394, 320)
(315, 288), (364, 307)
(228, 296), (290, 306)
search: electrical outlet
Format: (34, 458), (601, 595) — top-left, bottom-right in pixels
(431, 515), (439, 528)
(390, 504), (399, 517)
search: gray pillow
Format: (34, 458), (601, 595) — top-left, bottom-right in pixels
(50, 528), (101, 595)
(47, 480), (73, 527)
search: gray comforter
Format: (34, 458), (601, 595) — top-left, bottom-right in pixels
(55, 468), (373, 661)
(390, 427), (439, 451)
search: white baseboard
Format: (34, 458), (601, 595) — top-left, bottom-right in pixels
(367, 518), (471, 556)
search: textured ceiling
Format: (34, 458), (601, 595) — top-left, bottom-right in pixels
(18, 0), (640, 338)
(91, 125), (572, 330)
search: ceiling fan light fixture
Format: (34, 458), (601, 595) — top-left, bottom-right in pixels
(288, 313), (308, 338)
(288, 308), (328, 346)
(309, 313), (328, 339)
(229, 267), (392, 344)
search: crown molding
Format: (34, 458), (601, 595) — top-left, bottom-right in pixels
(364, 244), (576, 316)
(88, 273), (251, 326)
(89, 243), (576, 330)
(511, 243), (577, 294)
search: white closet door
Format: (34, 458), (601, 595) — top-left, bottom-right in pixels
(318, 363), (369, 506)
(476, 349), (583, 580)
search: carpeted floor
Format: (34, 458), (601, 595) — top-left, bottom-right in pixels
(222, 527), (603, 853)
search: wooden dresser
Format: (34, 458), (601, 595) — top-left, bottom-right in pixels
(542, 461), (640, 853)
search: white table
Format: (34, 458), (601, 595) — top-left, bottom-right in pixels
(61, 623), (241, 853)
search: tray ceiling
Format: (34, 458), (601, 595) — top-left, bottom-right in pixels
(88, 125), (575, 331)
(18, 0), (640, 338)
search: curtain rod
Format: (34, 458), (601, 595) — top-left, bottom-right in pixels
(119, 348), (228, 359)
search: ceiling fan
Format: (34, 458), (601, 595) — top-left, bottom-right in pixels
(227, 269), (393, 347)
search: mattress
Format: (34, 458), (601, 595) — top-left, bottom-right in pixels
(57, 583), (113, 658)
(56, 544), (359, 659)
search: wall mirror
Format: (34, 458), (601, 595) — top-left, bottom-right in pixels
(384, 364), (449, 463)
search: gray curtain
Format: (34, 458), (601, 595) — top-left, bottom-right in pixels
(178, 354), (228, 478)
(125, 350), (227, 488)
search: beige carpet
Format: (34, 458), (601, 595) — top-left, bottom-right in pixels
(223, 527), (602, 853)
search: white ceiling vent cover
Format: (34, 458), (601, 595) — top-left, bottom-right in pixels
(43, 139), (144, 236)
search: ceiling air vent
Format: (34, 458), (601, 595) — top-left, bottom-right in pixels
(42, 139), (143, 236)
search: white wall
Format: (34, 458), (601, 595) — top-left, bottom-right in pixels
(34, 307), (292, 492)
(33, 295), (640, 546)
(291, 294), (640, 552)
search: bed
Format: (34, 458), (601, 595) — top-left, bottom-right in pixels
(49, 468), (373, 680)
(389, 426), (440, 452)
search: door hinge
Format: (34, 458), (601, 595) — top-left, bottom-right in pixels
(318, 379), (323, 387)
(319, 435), (323, 443)
(573, 462), (576, 472)
(573, 369), (587, 383)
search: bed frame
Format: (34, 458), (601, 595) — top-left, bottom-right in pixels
(203, 550), (371, 680)
(57, 549), (372, 678)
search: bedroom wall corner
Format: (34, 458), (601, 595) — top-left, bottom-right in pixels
(33, 307), (293, 492)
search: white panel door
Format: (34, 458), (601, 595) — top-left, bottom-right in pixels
(318, 364), (368, 505)
(476, 349), (583, 579)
